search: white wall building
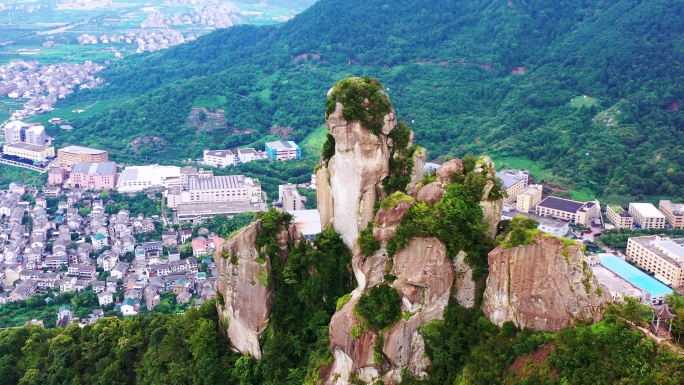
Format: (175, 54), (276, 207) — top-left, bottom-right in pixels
(116, 165), (182, 192)
(203, 149), (236, 168)
(629, 202), (666, 229)
(167, 175), (261, 208)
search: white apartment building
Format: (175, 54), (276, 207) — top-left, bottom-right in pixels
(659, 200), (684, 229)
(167, 175), (261, 208)
(117, 165), (183, 192)
(203, 149), (236, 168)
(3, 142), (55, 162)
(629, 203), (666, 229)
(627, 235), (684, 287)
(3, 120), (29, 144)
(536, 197), (600, 227)
(496, 169), (529, 206)
(25, 125), (47, 145)
(237, 148), (267, 164)
(606, 205), (634, 229)
(279, 184), (306, 211)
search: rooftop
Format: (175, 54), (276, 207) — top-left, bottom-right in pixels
(4, 142), (52, 152)
(189, 175), (255, 190)
(600, 255), (672, 297)
(238, 148), (257, 154)
(660, 200), (684, 216)
(537, 196), (585, 213)
(59, 145), (106, 155)
(495, 171), (525, 189)
(265, 140), (299, 150)
(629, 203), (665, 218)
(71, 161), (116, 175)
(205, 149), (234, 158)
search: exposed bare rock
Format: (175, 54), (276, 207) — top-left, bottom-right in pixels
(320, 99), (395, 249)
(355, 250), (390, 288)
(483, 236), (609, 332)
(453, 251), (476, 309)
(317, 165), (334, 230)
(480, 198), (503, 238)
(328, 295), (378, 383)
(214, 221), (273, 359)
(373, 200), (413, 243)
(436, 158), (464, 184)
(405, 146), (427, 196)
(416, 182), (446, 205)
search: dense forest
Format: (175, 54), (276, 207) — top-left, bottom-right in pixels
(36, 0), (684, 203)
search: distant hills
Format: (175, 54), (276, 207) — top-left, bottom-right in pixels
(45, 0), (684, 202)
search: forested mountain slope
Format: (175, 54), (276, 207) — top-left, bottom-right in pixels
(50, 0), (684, 201)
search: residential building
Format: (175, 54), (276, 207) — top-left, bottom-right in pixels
(265, 140), (301, 161)
(177, 291), (192, 304)
(167, 175), (262, 209)
(659, 200), (684, 229)
(279, 184), (305, 211)
(237, 148), (266, 163)
(98, 293), (113, 307)
(3, 142), (55, 162)
(629, 203), (666, 229)
(116, 165), (182, 192)
(57, 145), (108, 168)
(162, 231), (178, 247)
(57, 306), (74, 327)
(121, 297), (138, 316)
(203, 149), (236, 167)
(69, 162), (117, 190)
(91, 233), (108, 250)
(536, 197), (600, 226)
(496, 169), (528, 206)
(626, 235), (684, 287)
(141, 241), (163, 258)
(9, 279), (37, 302)
(516, 184), (543, 213)
(48, 167), (66, 185)
(606, 205), (634, 229)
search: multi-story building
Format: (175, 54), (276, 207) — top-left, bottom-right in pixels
(48, 167), (66, 186)
(535, 196), (600, 227)
(626, 235), (684, 287)
(25, 125), (47, 145)
(203, 149), (236, 168)
(516, 184), (543, 213)
(167, 175), (261, 208)
(3, 120), (29, 144)
(659, 200), (684, 229)
(628, 203), (666, 229)
(57, 145), (108, 168)
(606, 205), (634, 229)
(9, 278), (37, 302)
(279, 184), (306, 211)
(3, 142), (55, 162)
(265, 140), (301, 161)
(70, 162), (118, 190)
(237, 148), (267, 164)
(496, 169), (529, 206)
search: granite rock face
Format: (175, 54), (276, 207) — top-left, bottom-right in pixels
(214, 221), (273, 359)
(482, 236), (609, 332)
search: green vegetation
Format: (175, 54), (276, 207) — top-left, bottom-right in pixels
(383, 122), (417, 194)
(380, 191), (414, 210)
(0, 290), (100, 329)
(336, 293), (352, 311)
(325, 77), (392, 135)
(499, 216), (540, 249)
(600, 228), (684, 252)
(350, 324), (362, 339)
(355, 284), (402, 330)
(358, 224), (381, 257)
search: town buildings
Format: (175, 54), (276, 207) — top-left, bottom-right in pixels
(606, 205), (634, 229)
(3, 142), (55, 162)
(626, 235), (684, 287)
(592, 255), (672, 305)
(237, 148), (267, 164)
(69, 162), (118, 190)
(264, 140), (301, 161)
(536, 196), (601, 227)
(496, 169), (528, 207)
(287, 209), (321, 241)
(628, 203), (666, 229)
(516, 184), (543, 213)
(203, 149), (236, 167)
(57, 145), (108, 168)
(116, 165), (182, 192)
(279, 184), (306, 211)
(659, 200), (684, 229)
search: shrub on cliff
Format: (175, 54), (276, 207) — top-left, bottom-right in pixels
(325, 77), (392, 135)
(355, 284), (401, 330)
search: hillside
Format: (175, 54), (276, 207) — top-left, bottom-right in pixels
(36, 0), (684, 202)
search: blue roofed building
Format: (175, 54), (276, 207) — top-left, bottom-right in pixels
(265, 140), (301, 161)
(595, 255), (673, 305)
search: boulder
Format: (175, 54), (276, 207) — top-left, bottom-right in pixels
(436, 158), (464, 184)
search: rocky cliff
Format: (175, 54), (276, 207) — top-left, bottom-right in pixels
(482, 236), (609, 332)
(317, 78), (396, 251)
(214, 220), (292, 359)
